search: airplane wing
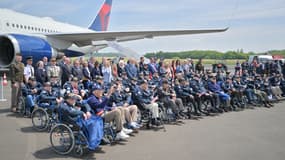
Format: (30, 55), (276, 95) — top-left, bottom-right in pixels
(47, 28), (228, 46)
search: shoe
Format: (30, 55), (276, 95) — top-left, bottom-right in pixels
(100, 137), (111, 145)
(123, 128), (133, 135)
(11, 107), (17, 113)
(193, 112), (201, 116)
(130, 122), (140, 129)
(115, 131), (130, 140)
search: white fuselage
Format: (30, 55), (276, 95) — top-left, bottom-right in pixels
(0, 8), (92, 34)
(0, 8), (100, 53)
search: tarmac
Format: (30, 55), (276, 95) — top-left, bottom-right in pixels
(0, 81), (285, 160)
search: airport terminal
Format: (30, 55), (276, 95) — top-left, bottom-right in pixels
(0, 0), (285, 160)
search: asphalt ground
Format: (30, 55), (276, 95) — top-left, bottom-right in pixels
(1, 65), (285, 160)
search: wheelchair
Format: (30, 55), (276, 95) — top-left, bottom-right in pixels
(231, 93), (248, 109)
(102, 122), (117, 144)
(180, 96), (194, 119)
(136, 103), (165, 131)
(50, 123), (88, 156)
(31, 98), (59, 132)
(157, 102), (177, 124)
(200, 96), (212, 113)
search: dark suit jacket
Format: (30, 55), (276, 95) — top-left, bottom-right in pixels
(71, 66), (83, 80)
(61, 64), (72, 85)
(82, 67), (91, 80)
(35, 68), (47, 84)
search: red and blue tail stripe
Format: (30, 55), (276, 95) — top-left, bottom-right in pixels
(89, 0), (113, 31)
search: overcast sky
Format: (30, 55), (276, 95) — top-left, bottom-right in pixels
(1, 0), (285, 54)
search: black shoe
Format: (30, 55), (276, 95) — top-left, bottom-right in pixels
(193, 112), (201, 116)
(215, 108), (224, 113)
(100, 137), (111, 145)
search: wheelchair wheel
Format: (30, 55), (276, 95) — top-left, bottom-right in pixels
(253, 94), (263, 106)
(18, 96), (26, 115)
(31, 108), (49, 131)
(50, 124), (75, 155)
(73, 131), (87, 157)
(184, 102), (194, 118)
(241, 95), (248, 108)
(201, 99), (211, 112)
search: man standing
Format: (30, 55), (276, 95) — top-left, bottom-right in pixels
(24, 56), (34, 83)
(60, 57), (72, 87)
(47, 58), (61, 82)
(125, 58), (138, 79)
(10, 53), (24, 112)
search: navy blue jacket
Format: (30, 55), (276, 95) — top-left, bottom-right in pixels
(87, 95), (112, 113)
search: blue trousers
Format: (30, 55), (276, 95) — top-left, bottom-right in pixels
(25, 95), (35, 113)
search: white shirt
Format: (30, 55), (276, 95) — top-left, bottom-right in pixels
(24, 64), (34, 82)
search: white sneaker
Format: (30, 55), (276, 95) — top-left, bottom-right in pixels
(123, 127), (133, 135)
(116, 131), (130, 140)
(130, 122), (140, 129)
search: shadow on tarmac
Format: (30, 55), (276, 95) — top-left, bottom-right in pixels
(33, 146), (108, 160)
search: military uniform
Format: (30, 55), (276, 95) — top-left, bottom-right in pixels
(10, 60), (25, 111)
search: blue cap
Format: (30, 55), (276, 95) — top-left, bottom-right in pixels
(92, 84), (103, 91)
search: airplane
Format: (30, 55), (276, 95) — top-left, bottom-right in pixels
(0, 0), (228, 68)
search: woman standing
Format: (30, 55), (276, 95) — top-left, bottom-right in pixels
(35, 61), (47, 84)
(102, 60), (113, 85)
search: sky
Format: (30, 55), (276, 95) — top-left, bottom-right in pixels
(1, 0), (285, 54)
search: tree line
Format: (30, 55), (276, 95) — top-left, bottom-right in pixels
(144, 49), (285, 60)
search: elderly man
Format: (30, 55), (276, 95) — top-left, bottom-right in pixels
(87, 85), (132, 140)
(60, 57), (72, 87)
(125, 58), (138, 79)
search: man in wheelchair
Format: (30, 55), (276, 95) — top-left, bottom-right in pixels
(175, 78), (202, 116)
(109, 80), (141, 129)
(208, 76), (231, 112)
(221, 77), (242, 110)
(63, 77), (87, 99)
(190, 74), (223, 113)
(133, 80), (160, 126)
(59, 93), (103, 151)
(38, 82), (63, 109)
(157, 79), (185, 119)
(22, 76), (42, 116)
(87, 85), (132, 140)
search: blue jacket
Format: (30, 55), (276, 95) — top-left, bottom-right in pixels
(87, 95), (112, 113)
(59, 101), (84, 124)
(125, 63), (138, 79)
(208, 81), (223, 93)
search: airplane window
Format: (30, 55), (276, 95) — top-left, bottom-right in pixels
(12, 24), (15, 27)
(16, 24), (19, 28)
(31, 27), (34, 30)
(20, 25), (23, 29)
(28, 26), (30, 30)
(6, 23), (9, 26)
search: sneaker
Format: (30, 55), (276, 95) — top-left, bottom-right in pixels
(123, 128), (133, 135)
(115, 131), (130, 140)
(130, 122), (140, 129)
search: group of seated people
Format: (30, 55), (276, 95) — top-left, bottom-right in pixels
(19, 57), (285, 151)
